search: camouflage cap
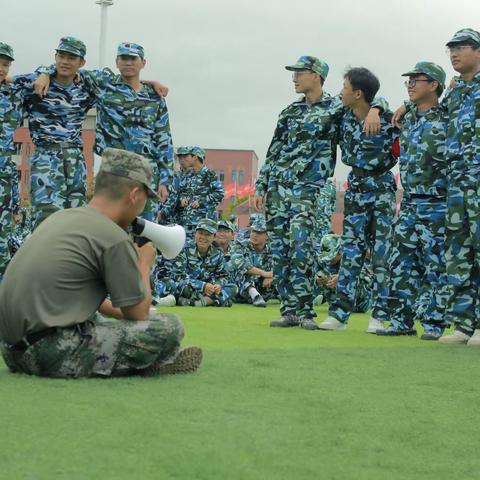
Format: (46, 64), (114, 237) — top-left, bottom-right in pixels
(177, 146), (206, 162)
(217, 219), (235, 232)
(99, 148), (157, 199)
(196, 218), (217, 234)
(401, 61), (446, 89)
(248, 213), (263, 226)
(317, 234), (342, 263)
(446, 28), (480, 47)
(56, 36), (87, 58)
(285, 55), (329, 80)
(0, 42), (14, 61)
(117, 42), (145, 58)
(250, 217), (267, 232)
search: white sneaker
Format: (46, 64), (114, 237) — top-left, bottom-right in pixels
(318, 316), (347, 331)
(438, 329), (470, 344)
(156, 294), (177, 307)
(467, 329), (480, 346)
(367, 317), (385, 334)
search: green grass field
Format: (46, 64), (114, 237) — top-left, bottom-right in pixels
(1, 304), (479, 480)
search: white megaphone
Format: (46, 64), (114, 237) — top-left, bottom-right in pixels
(131, 217), (186, 260)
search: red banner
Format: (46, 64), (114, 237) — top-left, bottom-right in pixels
(236, 183), (255, 198)
(223, 182), (236, 199)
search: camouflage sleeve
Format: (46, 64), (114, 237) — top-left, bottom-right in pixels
(78, 67), (116, 97)
(229, 244), (252, 275)
(212, 253), (229, 285)
(204, 172), (224, 207)
(371, 96), (390, 112)
(12, 71), (40, 98)
(255, 109), (289, 196)
(151, 96), (174, 187)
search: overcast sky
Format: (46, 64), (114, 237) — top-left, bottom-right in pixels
(2, 0), (479, 181)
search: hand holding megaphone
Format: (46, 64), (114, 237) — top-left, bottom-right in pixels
(131, 217), (186, 260)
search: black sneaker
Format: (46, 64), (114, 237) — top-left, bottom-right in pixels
(270, 315), (300, 328)
(253, 294), (267, 308)
(377, 325), (417, 336)
(141, 346), (203, 376)
(300, 318), (319, 330)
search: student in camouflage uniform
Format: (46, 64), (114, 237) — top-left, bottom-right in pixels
(438, 29), (480, 345)
(0, 43), (22, 281)
(313, 234), (372, 312)
(229, 217), (276, 308)
(15, 37), (95, 229)
(7, 207), (32, 258)
(254, 57), (383, 330)
(214, 219), (236, 262)
(171, 146), (224, 235)
(169, 218), (237, 307)
(159, 151), (191, 224)
(313, 178), (336, 246)
(377, 62), (450, 340)
(35, 42), (172, 222)
(0, 148), (202, 378)
(237, 213), (264, 242)
(254, 56), (344, 330)
(319, 67), (399, 333)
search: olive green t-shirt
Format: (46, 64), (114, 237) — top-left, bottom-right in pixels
(0, 206), (146, 345)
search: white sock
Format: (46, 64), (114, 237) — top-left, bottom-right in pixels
(248, 287), (260, 300)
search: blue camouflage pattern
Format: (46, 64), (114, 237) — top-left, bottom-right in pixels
(328, 108), (398, 324)
(442, 71), (480, 332)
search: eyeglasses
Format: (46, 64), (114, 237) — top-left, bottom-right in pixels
(404, 79), (432, 88)
(446, 45), (474, 55)
(292, 70), (313, 80)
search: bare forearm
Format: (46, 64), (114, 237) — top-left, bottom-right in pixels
(99, 299), (124, 319)
(246, 267), (272, 278)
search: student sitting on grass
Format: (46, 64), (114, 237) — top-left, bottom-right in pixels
(171, 218), (237, 307)
(0, 148), (202, 378)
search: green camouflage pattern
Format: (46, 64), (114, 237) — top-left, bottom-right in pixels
(401, 61), (446, 88)
(56, 36), (87, 58)
(0, 313), (184, 378)
(446, 28), (480, 47)
(177, 146), (206, 162)
(0, 42), (14, 60)
(314, 179), (336, 242)
(196, 218), (217, 234)
(285, 55), (329, 80)
(100, 147), (158, 198)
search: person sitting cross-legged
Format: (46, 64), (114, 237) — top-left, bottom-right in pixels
(171, 219), (237, 307)
(0, 148), (202, 378)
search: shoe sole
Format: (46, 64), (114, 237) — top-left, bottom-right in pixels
(318, 325), (347, 331)
(376, 330), (417, 336)
(141, 346), (203, 376)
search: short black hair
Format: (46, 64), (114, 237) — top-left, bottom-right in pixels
(94, 171), (144, 200)
(344, 67), (380, 103)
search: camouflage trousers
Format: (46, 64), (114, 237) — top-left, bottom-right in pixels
(178, 283), (237, 307)
(0, 312), (184, 378)
(0, 156), (20, 281)
(329, 188), (395, 323)
(29, 147), (87, 229)
(444, 174), (480, 333)
(387, 199), (449, 329)
(266, 184), (316, 319)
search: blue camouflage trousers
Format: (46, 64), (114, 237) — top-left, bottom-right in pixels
(266, 184), (316, 319)
(444, 172), (480, 333)
(387, 198), (449, 330)
(329, 187), (395, 323)
(29, 147), (87, 229)
(0, 312), (184, 378)
(0, 156), (19, 281)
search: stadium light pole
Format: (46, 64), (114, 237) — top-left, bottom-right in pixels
(96, 0), (114, 68)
